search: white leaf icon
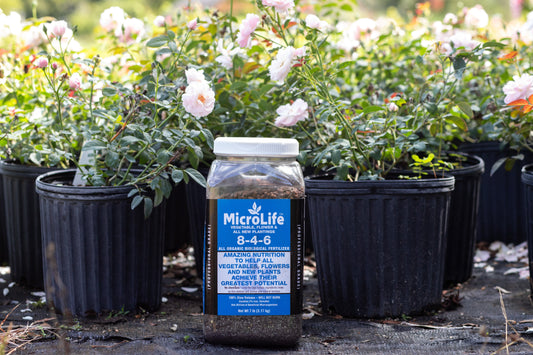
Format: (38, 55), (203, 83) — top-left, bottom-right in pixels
(248, 202), (261, 215)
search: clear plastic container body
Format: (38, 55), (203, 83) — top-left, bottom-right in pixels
(204, 152), (305, 347)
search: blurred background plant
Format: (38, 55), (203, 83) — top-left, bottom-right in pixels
(2, 0), (533, 42)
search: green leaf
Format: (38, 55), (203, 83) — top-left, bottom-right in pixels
(102, 88), (117, 97)
(340, 4), (353, 11)
(457, 102), (474, 118)
(363, 106), (384, 114)
(154, 188), (163, 207)
(168, 41), (178, 53)
(105, 151), (120, 168)
(230, 81), (248, 91)
(201, 129), (214, 149)
(218, 91), (233, 109)
(429, 123), (439, 136)
(336, 165), (349, 180)
(82, 140), (107, 151)
(331, 150), (341, 165)
(127, 189), (138, 198)
(144, 197), (153, 219)
(445, 115), (467, 131)
(482, 41), (506, 49)
(424, 102), (438, 115)
(119, 136), (141, 145)
(185, 168), (206, 187)
(146, 35), (169, 48)
(504, 157), (517, 172)
(160, 179), (173, 198)
(157, 150), (171, 164)
(187, 146), (199, 168)
(490, 157), (507, 176)
(171, 169), (184, 183)
(131, 195), (143, 210)
(452, 57), (466, 79)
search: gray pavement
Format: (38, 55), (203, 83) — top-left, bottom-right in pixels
(1, 255), (533, 354)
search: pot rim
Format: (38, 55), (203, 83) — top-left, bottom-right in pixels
(521, 164), (533, 185)
(35, 169), (140, 200)
(0, 159), (57, 178)
(393, 152), (484, 178)
(305, 174), (454, 195)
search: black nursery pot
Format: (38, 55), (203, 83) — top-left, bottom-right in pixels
(443, 154), (484, 285)
(185, 176), (206, 277)
(36, 170), (165, 317)
(164, 181), (191, 253)
(306, 175), (454, 318)
(460, 142), (533, 243)
(0, 174), (8, 265)
(185, 167), (209, 278)
(0, 160), (55, 288)
(520, 164), (533, 294)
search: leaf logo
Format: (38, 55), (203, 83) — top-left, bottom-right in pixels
(248, 202), (261, 215)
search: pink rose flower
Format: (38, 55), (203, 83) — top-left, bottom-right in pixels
(269, 46), (297, 84)
(503, 74), (533, 104)
(237, 14), (261, 49)
(22, 26), (45, 48)
(68, 73), (82, 91)
(274, 99), (308, 127)
(182, 81), (215, 118)
(115, 17), (145, 44)
(388, 102), (399, 112)
(443, 13), (458, 25)
(262, 0), (295, 15)
(464, 5), (489, 29)
(215, 41), (240, 69)
(34, 56), (48, 69)
(48, 20), (68, 38)
(154, 16), (166, 28)
(294, 46), (306, 58)
(305, 14), (328, 31)
(100, 6), (126, 32)
(185, 68), (206, 84)
(187, 19), (198, 30)
(440, 30), (480, 56)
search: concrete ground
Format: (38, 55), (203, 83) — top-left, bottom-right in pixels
(1, 249), (533, 354)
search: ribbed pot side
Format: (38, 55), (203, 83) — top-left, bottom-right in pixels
(306, 176), (454, 318)
(36, 170), (165, 317)
(185, 174), (207, 278)
(0, 160), (56, 288)
(0, 174), (8, 265)
(460, 142), (532, 243)
(443, 154), (484, 285)
(521, 164), (533, 295)
(164, 181), (191, 253)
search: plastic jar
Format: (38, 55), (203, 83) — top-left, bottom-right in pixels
(203, 137), (305, 347)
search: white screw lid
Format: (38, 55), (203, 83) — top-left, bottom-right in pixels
(213, 137), (299, 157)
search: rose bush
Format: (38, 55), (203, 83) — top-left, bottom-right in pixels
(0, 8), (209, 215)
(2, 1), (533, 190)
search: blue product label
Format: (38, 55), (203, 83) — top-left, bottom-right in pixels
(204, 198), (304, 317)
(217, 294), (291, 316)
(216, 199), (291, 316)
(217, 199), (291, 252)
(217, 200), (291, 251)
